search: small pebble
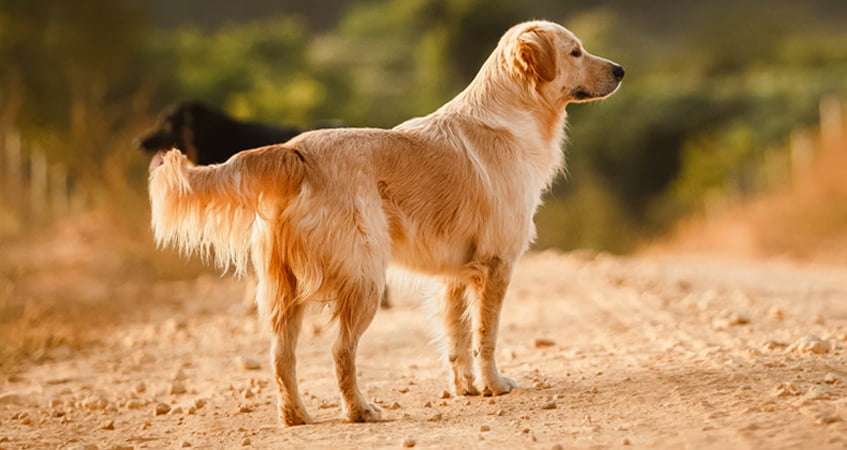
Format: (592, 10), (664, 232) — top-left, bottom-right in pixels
(772, 382), (800, 397)
(791, 336), (831, 354)
(170, 381), (187, 395)
(237, 356), (262, 371)
(712, 312), (750, 329)
(100, 420), (115, 430)
(534, 338), (556, 348)
(155, 402), (171, 416)
(181, 441), (191, 448)
(126, 399), (144, 410)
(768, 306), (786, 320)
(440, 390), (451, 399)
(541, 401), (557, 410)
(763, 340), (788, 351)
(402, 438), (416, 448)
(480, 424), (491, 432)
(241, 437), (251, 446)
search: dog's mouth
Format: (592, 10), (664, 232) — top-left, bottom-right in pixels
(570, 82), (621, 103)
(572, 88), (594, 101)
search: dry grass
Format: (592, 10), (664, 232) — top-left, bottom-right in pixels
(652, 125), (847, 262)
(0, 209), (207, 372)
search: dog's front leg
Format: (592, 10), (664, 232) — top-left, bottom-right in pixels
(471, 256), (517, 396)
(440, 281), (480, 396)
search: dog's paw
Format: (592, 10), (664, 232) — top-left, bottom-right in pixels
(347, 402), (382, 423)
(456, 384), (481, 396)
(452, 376), (481, 396)
(481, 375), (517, 397)
(279, 406), (312, 426)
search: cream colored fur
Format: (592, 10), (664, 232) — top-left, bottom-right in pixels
(149, 20), (622, 426)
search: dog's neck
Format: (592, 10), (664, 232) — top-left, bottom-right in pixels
(440, 51), (567, 186)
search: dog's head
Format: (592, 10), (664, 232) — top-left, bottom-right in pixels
(137, 101), (223, 159)
(138, 103), (189, 155)
(502, 21), (624, 107)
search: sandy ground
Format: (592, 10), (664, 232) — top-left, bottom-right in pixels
(2, 251), (847, 449)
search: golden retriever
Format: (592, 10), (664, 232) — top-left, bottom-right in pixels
(148, 20), (623, 426)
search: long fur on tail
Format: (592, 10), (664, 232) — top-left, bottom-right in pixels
(149, 147), (306, 275)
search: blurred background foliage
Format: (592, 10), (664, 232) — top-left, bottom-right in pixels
(1, 0), (846, 252)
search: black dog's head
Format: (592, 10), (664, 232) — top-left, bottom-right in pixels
(138, 101), (315, 166)
(137, 101), (227, 158)
(138, 102), (189, 154)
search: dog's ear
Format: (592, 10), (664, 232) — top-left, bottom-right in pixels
(513, 28), (557, 83)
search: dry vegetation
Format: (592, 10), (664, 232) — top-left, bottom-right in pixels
(652, 112), (847, 263)
(0, 211), (206, 373)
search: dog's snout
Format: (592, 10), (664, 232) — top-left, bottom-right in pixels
(612, 64), (625, 81)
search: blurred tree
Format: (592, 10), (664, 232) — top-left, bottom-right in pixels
(0, 0), (152, 172)
(3, 0), (847, 251)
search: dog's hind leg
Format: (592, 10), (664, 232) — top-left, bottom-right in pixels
(258, 265), (311, 426)
(440, 281), (480, 396)
(270, 301), (310, 425)
(469, 256), (517, 396)
(333, 281), (382, 422)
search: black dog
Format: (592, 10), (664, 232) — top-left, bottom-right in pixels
(138, 101), (308, 165)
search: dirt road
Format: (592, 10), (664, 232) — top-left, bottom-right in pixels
(2, 251), (847, 449)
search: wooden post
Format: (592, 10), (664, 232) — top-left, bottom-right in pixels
(29, 148), (48, 220)
(790, 129), (815, 181)
(820, 96), (844, 153)
(5, 131), (22, 208)
(50, 164), (69, 217)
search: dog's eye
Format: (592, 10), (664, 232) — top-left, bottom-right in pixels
(570, 49), (582, 58)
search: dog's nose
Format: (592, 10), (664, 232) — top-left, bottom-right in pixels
(612, 64), (625, 81)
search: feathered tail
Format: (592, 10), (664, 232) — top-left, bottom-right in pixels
(148, 147), (306, 275)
